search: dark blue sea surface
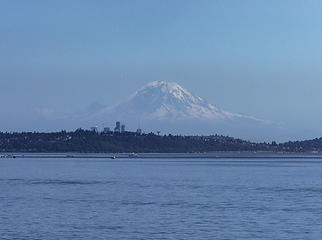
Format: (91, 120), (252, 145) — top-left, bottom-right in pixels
(1, 156), (322, 239)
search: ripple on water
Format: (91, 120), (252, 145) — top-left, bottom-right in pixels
(0, 179), (116, 185)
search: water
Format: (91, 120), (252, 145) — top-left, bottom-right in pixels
(1, 156), (322, 239)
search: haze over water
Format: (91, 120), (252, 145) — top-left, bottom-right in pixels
(2, 156), (322, 239)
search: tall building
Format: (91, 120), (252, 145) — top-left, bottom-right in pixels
(114, 121), (121, 132)
(121, 124), (125, 133)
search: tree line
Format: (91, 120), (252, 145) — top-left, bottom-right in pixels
(0, 129), (321, 153)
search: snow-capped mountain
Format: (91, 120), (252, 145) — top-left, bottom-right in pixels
(83, 81), (274, 140)
(95, 81), (267, 123)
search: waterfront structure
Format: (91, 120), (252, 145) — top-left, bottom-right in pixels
(121, 124), (125, 133)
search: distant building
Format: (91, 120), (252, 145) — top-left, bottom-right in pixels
(103, 127), (111, 133)
(90, 126), (98, 132)
(121, 124), (125, 133)
(136, 128), (142, 134)
(114, 121), (121, 132)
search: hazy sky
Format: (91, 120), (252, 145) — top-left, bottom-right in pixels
(1, 0), (322, 139)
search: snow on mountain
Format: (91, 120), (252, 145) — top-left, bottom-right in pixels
(96, 81), (268, 123)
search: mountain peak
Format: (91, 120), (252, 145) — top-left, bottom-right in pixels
(137, 81), (184, 94)
(91, 81), (268, 125)
(110, 81), (230, 121)
(146, 80), (175, 87)
(131, 81), (203, 105)
(145, 81), (184, 93)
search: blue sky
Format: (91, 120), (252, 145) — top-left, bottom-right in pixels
(1, 0), (322, 140)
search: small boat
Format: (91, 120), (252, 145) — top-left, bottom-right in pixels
(111, 156), (116, 159)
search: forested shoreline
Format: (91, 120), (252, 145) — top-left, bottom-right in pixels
(0, 129), (322, 153)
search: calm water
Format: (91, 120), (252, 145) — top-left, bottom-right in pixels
(1, 157), (322, 239)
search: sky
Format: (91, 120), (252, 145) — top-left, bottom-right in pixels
(1, 0), (322, 140)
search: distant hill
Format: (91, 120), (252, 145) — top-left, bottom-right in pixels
(1, 129), (322, 153)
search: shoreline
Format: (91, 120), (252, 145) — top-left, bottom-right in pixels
(3, 152), (322, 160)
